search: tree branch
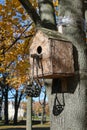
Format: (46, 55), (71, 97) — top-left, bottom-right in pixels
(3, 23), (32, 54)
(18, 0), (41, 25)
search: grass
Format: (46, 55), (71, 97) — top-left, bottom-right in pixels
(0, 120), (50, 130)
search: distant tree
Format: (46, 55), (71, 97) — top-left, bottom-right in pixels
(1, 73), (10, 124)
(13, 87), (26, 124)
(0, 86), (2, 120)
(0, 73), (26, 124)
(39, 87), (47, 124)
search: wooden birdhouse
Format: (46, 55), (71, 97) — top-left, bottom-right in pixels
(29, 28), (74, 79)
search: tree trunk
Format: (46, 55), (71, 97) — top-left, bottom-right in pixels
(14, 107), (18, 125)
(47, 1), (87, 130)
(14, 90), (18, 124)
(39, 88), (46, 124)
(38, 0), (57, 30)
(19, 0), (87, 129)
(14, 90), (23, 124)
(41, 103), (46, 124)
(4, 86), (9, 124)
(0, 87), (2, 120)
(26, 97), (32, 130)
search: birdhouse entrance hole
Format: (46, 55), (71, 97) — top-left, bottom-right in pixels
(37, 46), (42, 54)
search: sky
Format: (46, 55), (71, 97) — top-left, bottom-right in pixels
(0, 0), (5, 5)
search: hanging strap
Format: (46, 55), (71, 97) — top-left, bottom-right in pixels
(31, 53), (42, 78)
(54, 93), (61, 106)
(53, 93), (65, 116)
(54, 93), (65, 107)
(31, 53), (43, 86)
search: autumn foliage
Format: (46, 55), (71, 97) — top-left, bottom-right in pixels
(0, 0), (35, 88)
(0, 0), (58, 89)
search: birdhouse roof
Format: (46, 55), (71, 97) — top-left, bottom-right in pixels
(36, 27), (70, 42)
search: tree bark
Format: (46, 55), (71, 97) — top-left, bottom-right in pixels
(48, 1), (87, 130)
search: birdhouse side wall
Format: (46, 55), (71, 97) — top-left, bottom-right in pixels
(51, 39), (74, 76)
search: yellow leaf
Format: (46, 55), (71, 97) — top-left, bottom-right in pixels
(22, 15), (26, 20)
(0, 4), (2, 10)
(0, 67), (5, 73)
